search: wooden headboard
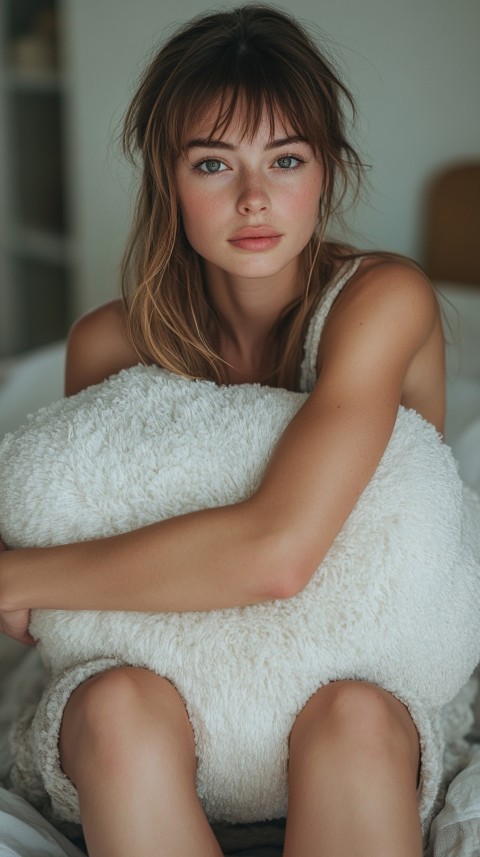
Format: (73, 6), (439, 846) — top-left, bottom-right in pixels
(424, 162), (480, 286)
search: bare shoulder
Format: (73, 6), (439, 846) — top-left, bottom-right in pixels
(336, 255), (438, 321)
(312, 255), (446, 432)
(319, 256), (441, 370)
(65, 299), (141, 396)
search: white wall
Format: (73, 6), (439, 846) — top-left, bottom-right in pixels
(65, 0), (480, 313)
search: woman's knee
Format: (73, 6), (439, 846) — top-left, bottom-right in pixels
(290, 680), (420, 779)
(59, 667), (195, 783)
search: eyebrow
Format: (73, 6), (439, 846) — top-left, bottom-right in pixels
(184, 135), (308, 151)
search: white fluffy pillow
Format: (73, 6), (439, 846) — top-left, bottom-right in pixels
(1, 366), (480, 827)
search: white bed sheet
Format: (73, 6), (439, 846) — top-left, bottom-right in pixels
(0, 787), (84, 857)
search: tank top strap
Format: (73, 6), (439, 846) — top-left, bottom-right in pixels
(299, 256), (363, 392)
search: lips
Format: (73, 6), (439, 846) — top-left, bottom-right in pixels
(228, 226), (282, 251)
(229, 226), (281, 240)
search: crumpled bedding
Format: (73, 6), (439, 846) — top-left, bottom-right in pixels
(1, 637), (479, 856)
(0, 366), (479, 844)
(6, 623), (480, 857)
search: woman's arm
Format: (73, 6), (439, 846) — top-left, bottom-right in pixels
(0, 539), (34, 644)
(0, 263), (441, 615)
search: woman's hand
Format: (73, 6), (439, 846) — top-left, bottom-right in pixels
(0, 539), (35, 646)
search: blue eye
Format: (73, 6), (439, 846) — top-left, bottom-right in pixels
(197, 159), (226, 173)
(276, 156), (303, 169)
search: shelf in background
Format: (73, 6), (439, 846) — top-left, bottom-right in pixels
(11, 253), (71, 351)
(0, 67), (66, 93)
(5, 225), (72, 265)
(10, 86), (68, 233)
(0, 0), (74, 356)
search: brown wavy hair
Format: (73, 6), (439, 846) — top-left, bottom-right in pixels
(121, 4), (365, 389)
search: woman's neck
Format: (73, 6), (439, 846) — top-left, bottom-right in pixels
(204, 258), (302, 374)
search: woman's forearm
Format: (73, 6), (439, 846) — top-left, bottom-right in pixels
(0, 499), (298, 614)
(1, 296), (414, 618)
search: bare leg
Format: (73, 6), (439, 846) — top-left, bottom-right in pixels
(59, 667), (223, 857)
(284, 680), (423, 857)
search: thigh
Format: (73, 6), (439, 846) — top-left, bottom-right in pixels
(290, 680), (420, 783)
(59, 667), (195, 780)
(285, 681), (424, 857)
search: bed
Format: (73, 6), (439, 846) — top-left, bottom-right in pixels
(0, 278), (479, 857)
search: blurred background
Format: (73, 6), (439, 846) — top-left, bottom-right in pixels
(0, 0), (478, 357)
(0, 0), (479, 456)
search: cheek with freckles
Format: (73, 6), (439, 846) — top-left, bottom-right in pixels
(284, 190), (321, 249)
(177, 186), (228, 255)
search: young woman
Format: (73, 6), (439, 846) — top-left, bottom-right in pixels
(0, 5), (447, 856)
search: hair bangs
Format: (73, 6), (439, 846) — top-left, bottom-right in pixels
(168, 40), (323, 154)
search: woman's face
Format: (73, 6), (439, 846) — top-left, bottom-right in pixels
(174, 106), (324, 286)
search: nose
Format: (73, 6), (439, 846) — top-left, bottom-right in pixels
(236, 172), (270, 215)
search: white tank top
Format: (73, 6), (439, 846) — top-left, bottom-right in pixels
(299, 257), (362, 393)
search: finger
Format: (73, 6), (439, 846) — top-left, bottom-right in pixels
(0, 621), (35, 646)
(7, 629), (35, 646)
